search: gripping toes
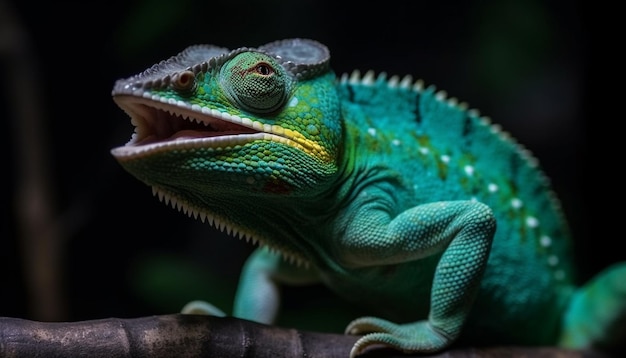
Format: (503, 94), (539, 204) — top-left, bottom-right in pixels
(180, 300), (226, 316)
(346, 317), (452, 357)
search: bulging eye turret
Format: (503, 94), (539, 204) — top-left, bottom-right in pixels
(220, 52), (293, 114)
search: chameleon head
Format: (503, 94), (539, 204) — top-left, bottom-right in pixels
(111, 39), (343, 204)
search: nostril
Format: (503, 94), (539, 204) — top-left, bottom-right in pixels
(171, 70), (196, 92)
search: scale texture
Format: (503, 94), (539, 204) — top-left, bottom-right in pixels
(110, 39), (626, 357)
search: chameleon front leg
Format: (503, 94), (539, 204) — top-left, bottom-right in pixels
(341, 200), (496, 357)
(182, 246), (319, 323)
(233, 246), (320, 323)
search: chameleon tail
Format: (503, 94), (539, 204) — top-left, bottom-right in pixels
(559, 262), (626, 355)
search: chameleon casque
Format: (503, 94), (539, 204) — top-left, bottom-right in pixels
(111, 38), (626, 356)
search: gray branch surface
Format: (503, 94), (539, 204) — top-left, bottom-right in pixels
(0, 314), (610, 358)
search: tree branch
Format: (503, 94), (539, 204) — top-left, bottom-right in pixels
(0, 314), (610, 358)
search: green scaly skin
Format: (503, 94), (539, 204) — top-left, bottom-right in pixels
(111, 39), (626, 357)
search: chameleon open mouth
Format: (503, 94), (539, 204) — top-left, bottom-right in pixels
(111, 95), (269, 158)
(111, 93), (329, 162)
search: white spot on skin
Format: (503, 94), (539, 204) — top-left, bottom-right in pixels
(392, 139), (401, 146)
(488, 183), (498, 193)
(368, 128), (376, 136)
(526, 216), (539, 228)
(440, 155), (450, 164)
(540, 235), (552, 247)
(419, 147), (429, 155)
(289, 97), (298, 107)
(511, 198), (523, 209)
(464, 165), (474, 176)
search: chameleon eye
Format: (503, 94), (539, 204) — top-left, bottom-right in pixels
(220, 52), (291, 114)
(254, 63), (273, 76)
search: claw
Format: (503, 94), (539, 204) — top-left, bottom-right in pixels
(349, 332), (401, 358)
(345, 316), (397, 335)
(180, 300), (226, 316)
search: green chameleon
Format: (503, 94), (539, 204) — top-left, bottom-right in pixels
(110, 38), (625, 356)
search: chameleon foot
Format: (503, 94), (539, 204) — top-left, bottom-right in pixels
(346, 317), (452, 358)
(180, 300), (226, 316)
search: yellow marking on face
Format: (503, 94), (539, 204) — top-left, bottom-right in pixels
(281, 128), (331, 163)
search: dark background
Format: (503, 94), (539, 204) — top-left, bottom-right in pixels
(1, 0), (609, 334)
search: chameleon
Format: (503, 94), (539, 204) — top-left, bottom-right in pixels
(110, 38), (626, 357)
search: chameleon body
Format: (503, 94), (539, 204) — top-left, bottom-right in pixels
(111, 39), (626, 356)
